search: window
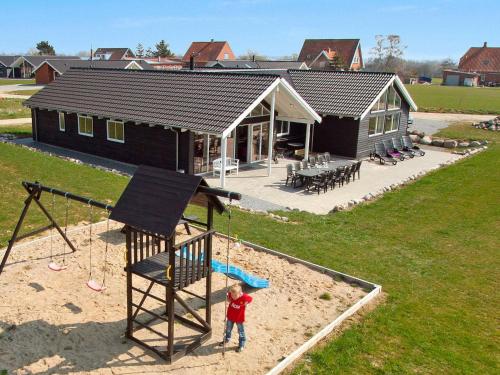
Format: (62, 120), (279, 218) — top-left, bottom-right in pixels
(247, 103), (271, 118)
(387, 85), (401, 110)
(224, 53), (229, 60)
(368, 115), (384, 136)
(387, 112), (400, 132)
(276, 120), (290, 136)
(353, 54), (359, 64)
(107, 120), (124, 143)
(78, 115), (93, 137)
(371, 91), (387, 112)
(58, 112), (65, 132)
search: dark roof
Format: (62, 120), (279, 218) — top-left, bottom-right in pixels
(25, 68), (279, 134)
(182, 41), (235, 62)
(0, 55), (20, 66)
(42, 59), (150, 74)
(110, 165), (224, 237)
(287, 70), (394, 116)
(94, 48), (135, 60)
(206, 60), (307, 70)
(459, 44), (500, 73)
(298, 39), (360, 67)
(19, 55), (81, 68)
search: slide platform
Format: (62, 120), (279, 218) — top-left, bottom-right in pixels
(176, 248), (269, 288)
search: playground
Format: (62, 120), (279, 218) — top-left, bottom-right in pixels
(0, 220), (369, 374)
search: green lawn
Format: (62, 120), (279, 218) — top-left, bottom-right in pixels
(405, 84), (500, 114)
(0, 98), (31, 119)
(5, 89), (40, 96)
(0, 79), (36, 85)
(0, 124), (498, 374)
(434, 121), (500, 143)
(0, 123), (32, 137)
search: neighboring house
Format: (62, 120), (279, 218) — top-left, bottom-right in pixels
(25, 68), (320, 188)
(182, 41), (235, 67)
(140, 57), (184, 70)
(93, 48), (135, 60)
(442, 70), (480, 86)
(33, 59), (148, 84)
(205, 60), (308, 70)
(0, 56), (19, 78)
(9, 55), (80, 78)
(456, 42), (500, 85)
(298, 39), (363, 71)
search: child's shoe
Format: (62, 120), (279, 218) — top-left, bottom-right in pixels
(236, 346), (244, 353)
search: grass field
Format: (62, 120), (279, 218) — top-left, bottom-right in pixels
(0, 98), (31, 119)
(0, 123), (32, 137)
(5, 89), (40, 96)
(0, 123), (498, 374)
(0, 79), (36, 86)
(405, 84), (500, 114)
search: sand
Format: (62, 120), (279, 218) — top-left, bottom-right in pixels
(0, 221), (367, 374)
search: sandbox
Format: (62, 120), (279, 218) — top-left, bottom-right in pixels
(0, 221), (380, 374)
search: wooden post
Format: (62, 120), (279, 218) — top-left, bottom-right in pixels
(0, 190), (36, 275)
(125, 227), (133, 338)
(167, 235), (175, 359)
(267, 89), (276, 176)
(220, 136), (227, 188)
(304, 123), (311, 160)
(206, 202), (214, 326)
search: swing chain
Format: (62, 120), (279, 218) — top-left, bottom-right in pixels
(49, 191), (56, 261)
(88, 202), (93, 279)
(101, 206), (111, 288)
(222, 197), (233, 357)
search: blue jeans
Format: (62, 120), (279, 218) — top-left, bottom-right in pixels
(224, 319), (246, 347)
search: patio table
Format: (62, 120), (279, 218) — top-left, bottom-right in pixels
(295, 160), (356, 190)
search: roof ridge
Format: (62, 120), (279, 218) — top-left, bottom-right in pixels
(288, 69), (394, 75)
(68, 66), (282, 78)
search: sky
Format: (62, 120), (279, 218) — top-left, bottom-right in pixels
(1, 0), (499, 61)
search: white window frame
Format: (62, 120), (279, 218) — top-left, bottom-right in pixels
(387, 112), (400, 133)
(276, 120), (290, 137)
(78, 115), (93, 137)
(58, 112), (65, 132)
(106, 120), (125, 143)
(353, 54), (359, 64)
(368, 115), (384, 137)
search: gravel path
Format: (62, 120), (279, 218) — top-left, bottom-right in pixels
(410, 112), (496, 135)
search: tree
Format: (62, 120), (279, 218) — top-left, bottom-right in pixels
(154, 40), (174, 58)
(369, 35), (385, 71)
(135, 43), (145, 58)
(368, 35), (406, 73)
(36, 41), (56, 55)
(145, 47), (154, 58)
(238, 50), (268, 61)
(329, 54), (347, 70)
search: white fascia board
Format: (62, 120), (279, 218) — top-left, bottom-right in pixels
(10, 56), (25, 67)
(309, 50), (330, 66)
(393, 75), (418, 111)
(349, 40), (361, 69)
(278, 77), (322, 123)
(222, 78), (281, 138)
(32, 61), (63, 75)
(124, 61), (143, 70)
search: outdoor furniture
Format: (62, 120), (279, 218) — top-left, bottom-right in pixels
(343, 165), (354, 184)
(296, 168), (323, 190)
(317, 155), (326, 166)
(371, 143), (398, 165)
(300, 159), (309, 170)
(213, 157), (239, 176)
(351, 161), (362, 181)
(323, 152), (331, 162)
(383, 139), (405, 161)
(285, 164), (299, 187)
(310, 173), (328, 195)
(330, 168), (343, 189)
(391, 137), (415, 158)
(294, 161), (301, 171)
(308, 155), (317, 166)
(401, 136), (426, 156)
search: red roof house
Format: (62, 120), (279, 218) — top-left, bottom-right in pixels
(182, 41), (235, 66)
(298, 39), (363, 71)
(458, 42), (500, 85)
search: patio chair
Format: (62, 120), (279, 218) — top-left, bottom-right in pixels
(330, 168), (343, 189)
(285, 164), (298, 187)
(401, 136), (426, 156)
(323, 152), (331, 162)
(310, 173), (328, 195)
(383, 139), (405, 161)
(294, 161), (301, 171)
(392, 137), (415, 159)
(317, 155), (326, 166)
(301, 159), (309, 170)
(371, 143), (398, 165)
(308, 155), (316, 166)
(343, 165), (354, 184)
(351, 161), (362, 181)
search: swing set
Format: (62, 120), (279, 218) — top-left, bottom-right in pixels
(0, 181), (113, 292)
(0, 166), (243, 363)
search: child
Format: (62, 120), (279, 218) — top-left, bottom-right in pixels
(221, 283), (252, 352)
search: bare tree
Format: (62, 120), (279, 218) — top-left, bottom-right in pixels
(370, 35), (385, 70)
(238, 50), (268, 61)
(384, 35), (406, 72)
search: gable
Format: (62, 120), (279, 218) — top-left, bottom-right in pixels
(182, 41), (235, 62)
(298, 39), (360, 67)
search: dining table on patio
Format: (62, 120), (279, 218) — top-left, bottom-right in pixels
(295, 160), (356, 190)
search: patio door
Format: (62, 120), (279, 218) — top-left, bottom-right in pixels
(249, 122), (269, 162)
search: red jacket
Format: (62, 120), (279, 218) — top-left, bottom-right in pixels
(227, 293), (253, 323)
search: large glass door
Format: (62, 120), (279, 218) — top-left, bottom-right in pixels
(249, 122), (269, 162)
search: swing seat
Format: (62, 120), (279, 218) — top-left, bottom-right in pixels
(86, 279), (106, 292)
(48, 262), (67, 271)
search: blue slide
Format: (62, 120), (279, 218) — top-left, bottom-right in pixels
(176, 249), (270, 289)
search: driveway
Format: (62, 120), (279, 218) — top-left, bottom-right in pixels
(410, 112), (495, 135)
(0, 83), (44, 93)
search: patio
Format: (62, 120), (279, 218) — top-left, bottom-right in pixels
(205, 147), (463, 214)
